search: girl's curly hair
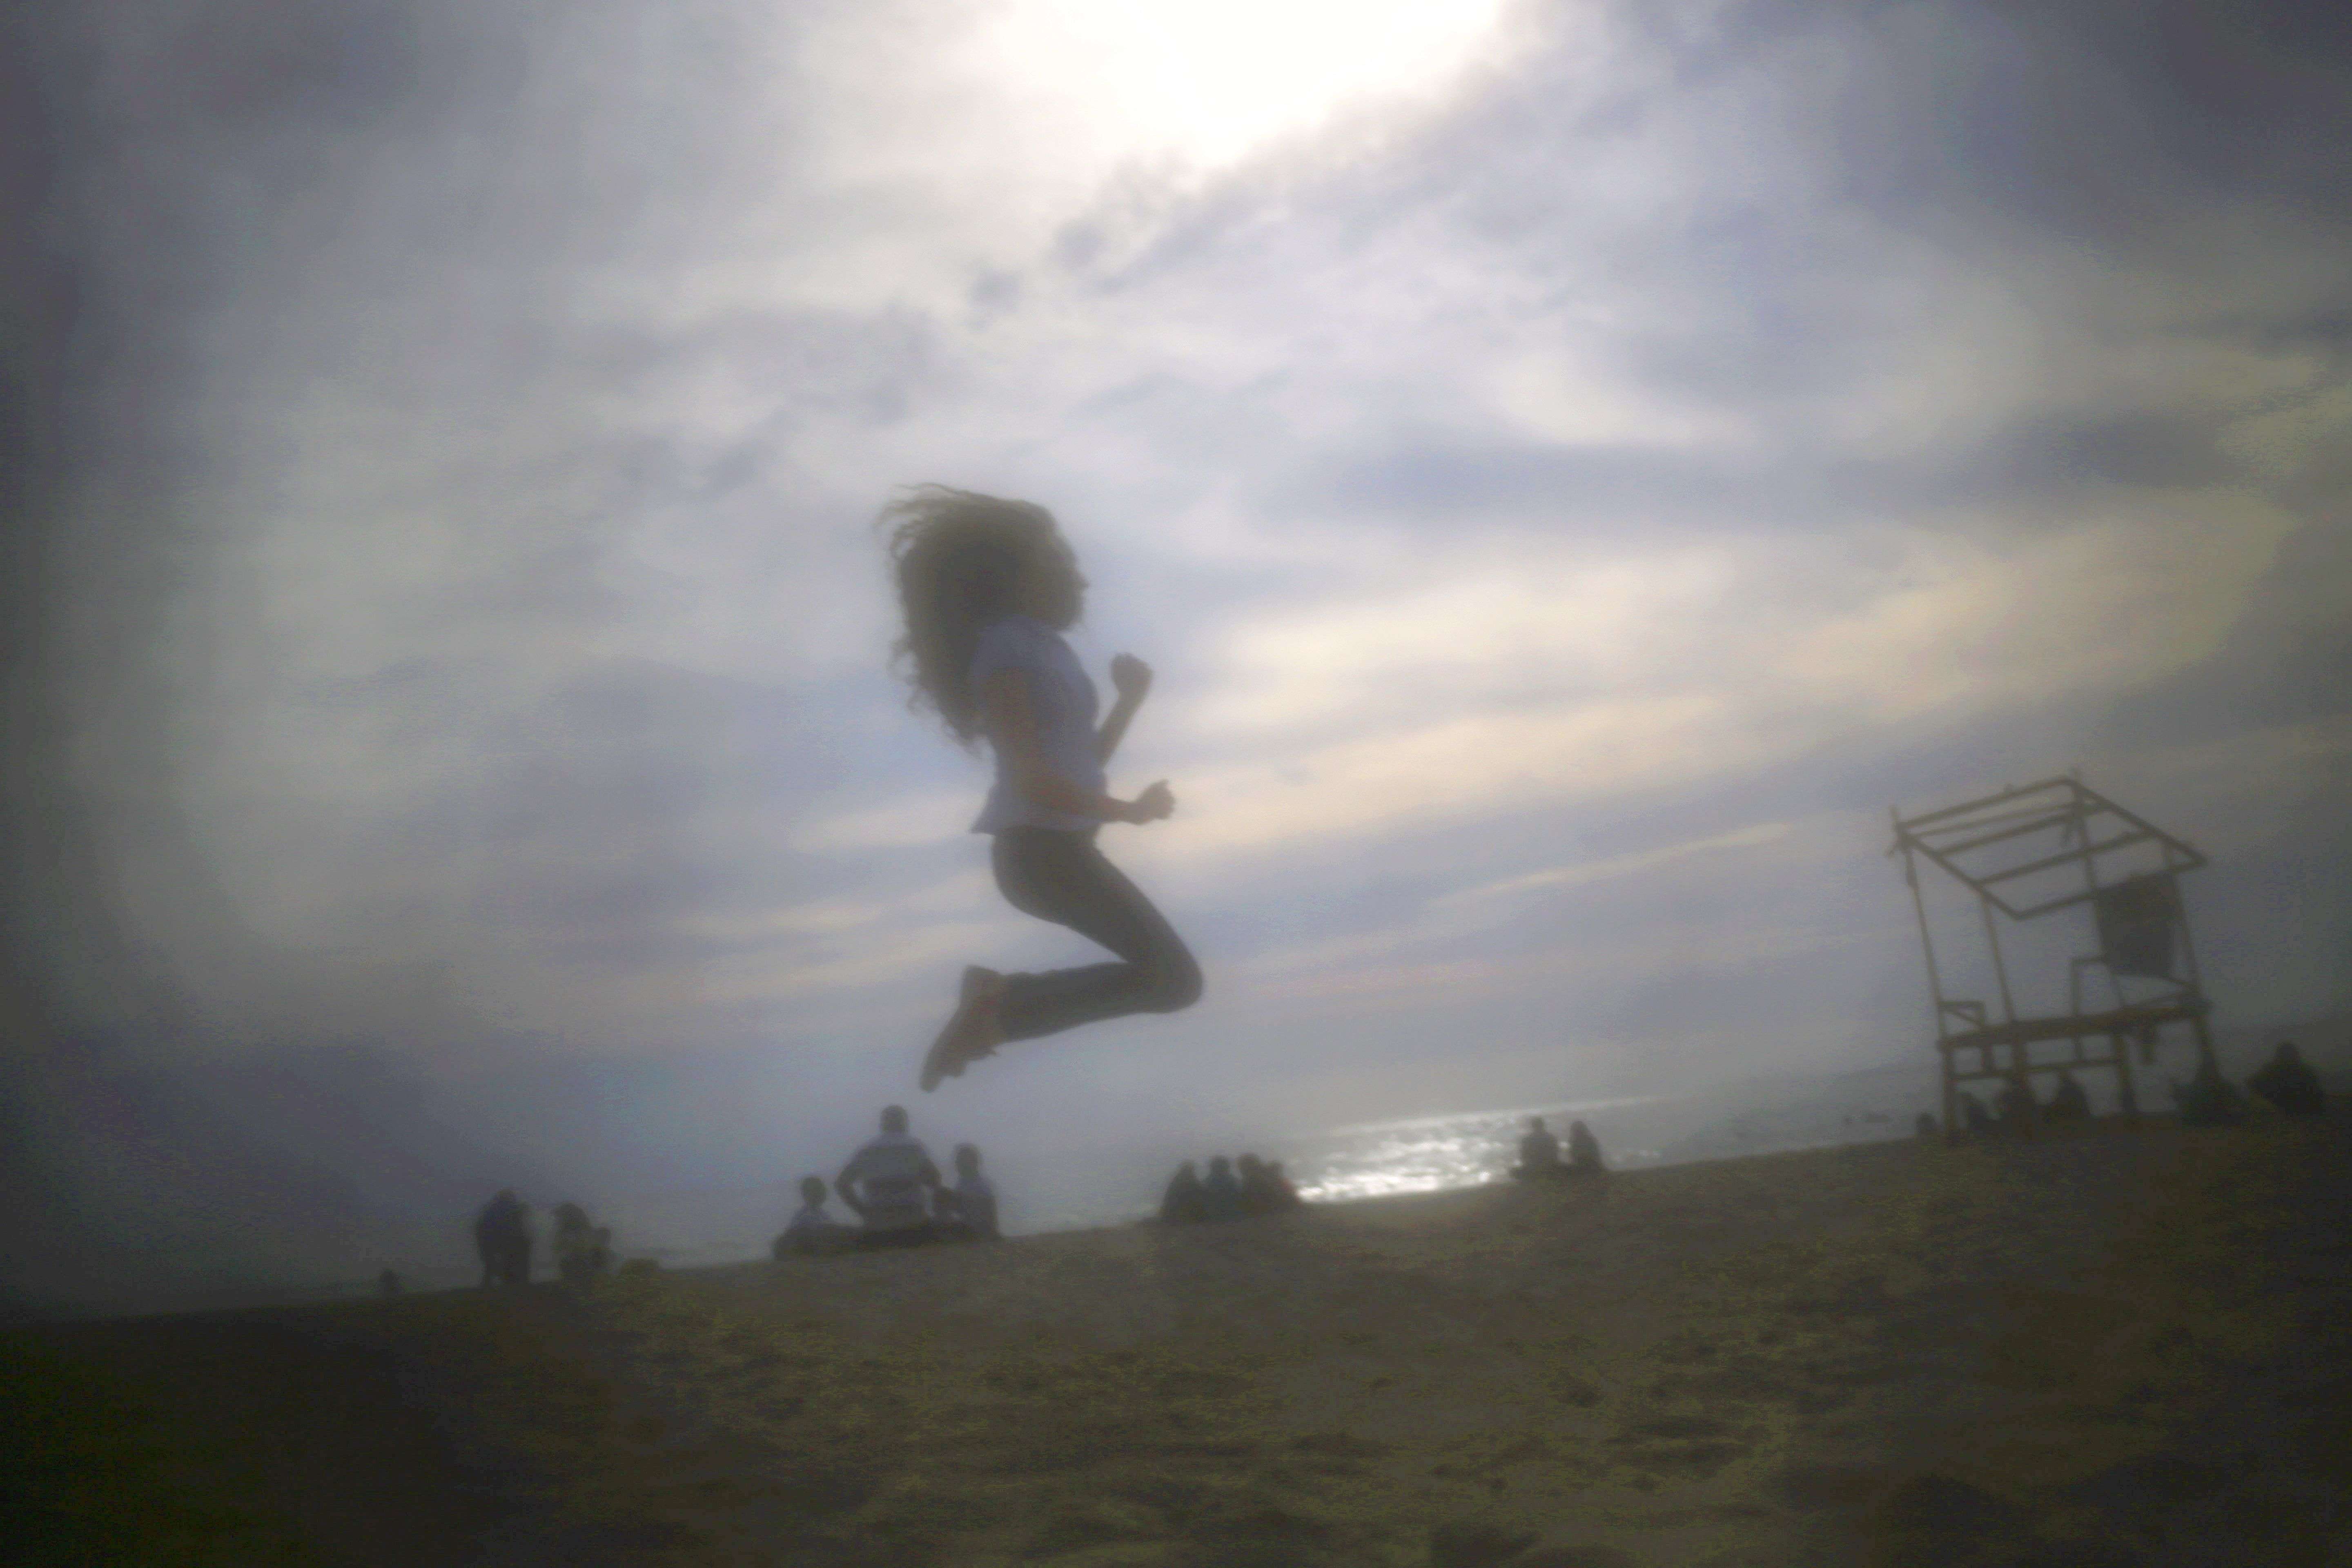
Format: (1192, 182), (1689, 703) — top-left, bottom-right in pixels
(877, 485), (1073, 749)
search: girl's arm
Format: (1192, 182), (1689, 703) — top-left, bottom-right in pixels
(1095, 695), (1140, 766)
(1095, 653), (1151, 764)
(982, 669), (1169, 823)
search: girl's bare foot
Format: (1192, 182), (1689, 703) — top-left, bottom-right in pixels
(920, 966), (1006, 1091)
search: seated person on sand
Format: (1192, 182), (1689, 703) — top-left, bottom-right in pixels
(1200, 1155), (1245, 1221)
(836, 1105), (945, 1250)
(1263, 1159), (1303, 1209)
(1160, 1160), (1207, 1224)
(1958, 1092), (1995, 1134)
(2249, 1040), (2327, 1118)
(933, 1143), (1002, 1242)
(473, 1189), (533, 1287)
(1996, 1078), (2038, 1126)
(775, 1176), (859, 1258)
(1914, 1111), (1940, 1140)
(1566, 1119), (1605, 1175)
(2172, 1056), (2245, 1128)
(2044, 1069), (2092, 1124)
(1510, 1116), (1563, 1181)
(555, 1202), (604, 1287)
(1236, 1153), (1284, 1215)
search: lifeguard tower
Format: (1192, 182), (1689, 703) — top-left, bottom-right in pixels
(1889, 775), (2214, 1139)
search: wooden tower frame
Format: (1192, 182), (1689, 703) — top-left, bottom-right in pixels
(1889, 775), (2214, 1140)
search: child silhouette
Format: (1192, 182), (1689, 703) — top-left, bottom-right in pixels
(879, 486), (1201, 1089)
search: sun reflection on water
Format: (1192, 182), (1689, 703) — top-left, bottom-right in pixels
(1285, 1097), (1664, 1204)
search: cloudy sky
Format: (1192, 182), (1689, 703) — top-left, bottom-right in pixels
(6, 1), (2350, 1285)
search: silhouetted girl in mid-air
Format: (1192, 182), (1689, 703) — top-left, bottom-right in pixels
(881, 486), (1202, 1090)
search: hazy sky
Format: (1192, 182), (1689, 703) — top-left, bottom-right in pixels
(8, 0), (2350, 1223)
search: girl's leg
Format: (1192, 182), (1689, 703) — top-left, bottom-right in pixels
(920, 963), (1010, 1091)
(990, 827), (1202, 1042)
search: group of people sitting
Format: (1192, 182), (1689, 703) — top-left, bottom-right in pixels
(2247, 1040), (2328, 1118)
(552, 1202), (617, 1286)
(2176, 1039), (2330, 1127)
(1510, 1116), (1605, 1180)
(1933, 1040), (2330, 1136)
(774, 1105), (1001, 1257)
(454, 1047), (2329, 1290)
(1942, 1067), (2117, 1134)
(1159, 1153), (1301, 1223)
(468, 1190), (615, 1288)
(471, 1189), (535, 1286)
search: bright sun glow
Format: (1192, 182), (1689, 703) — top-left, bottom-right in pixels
(977, 0), (1520, 171)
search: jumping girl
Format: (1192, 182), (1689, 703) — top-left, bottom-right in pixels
(879, 486), (1203, 1091)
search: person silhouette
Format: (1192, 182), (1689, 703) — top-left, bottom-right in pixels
(2249, 1040), (2326, 1118)
(1160, 1160), (1207, 1224)
(837, 1106), (945, 1249)
(1510, 1116), (1562, 1181)
(473, 1189), (531, 1287)
(1241, 1153), (1296, 1215)
(1566, 1120), (1605, 1175)
(2046, 1069), (2092, 1123)
(1263, 1160), (1302, 1209)
(1201, 1156), (1244, 1221)
(553, 1202), (599, 1286)
(2173, 1054), (2245, 1127)
(936, 1143), (1002, 1241)
(777, 1176), (857, 1257)
(880, 487), (1202, 1090)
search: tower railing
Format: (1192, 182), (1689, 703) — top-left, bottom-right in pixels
(1890, 775), (2213, 1140)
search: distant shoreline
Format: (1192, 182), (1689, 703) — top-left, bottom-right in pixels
(0, 1108), (2175, 1329)
(14, 1011), (2343, 1327)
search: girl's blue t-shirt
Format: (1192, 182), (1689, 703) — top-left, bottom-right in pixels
(968, 615), (1105, 833)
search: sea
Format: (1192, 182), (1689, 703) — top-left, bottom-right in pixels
(29, 1023), (2332, 1320)
(263, 1059), (1951, 1306)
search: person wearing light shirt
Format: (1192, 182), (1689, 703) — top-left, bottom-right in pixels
(876, 487), (1202, 1091)
(835, 1106), (944, 1249)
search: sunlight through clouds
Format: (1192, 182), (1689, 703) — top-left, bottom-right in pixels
(970, 0), (1524, 172)
(732, 0), (1534, 318)
(22, 0), (2350, 1097)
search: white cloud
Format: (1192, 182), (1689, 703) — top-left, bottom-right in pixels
(1130, 498), (2294, 861)
(1441, 820), (1796, 906)
(694, 919), (1002, 1006)
(37, 0), (2351, 1078)
(787, 791), (977, 854)
(677, 868), (993, 947)
(1777, 497), (2297, 723)
(1177, 542), (1741, 744)
(1238, 910), (1869, 1018)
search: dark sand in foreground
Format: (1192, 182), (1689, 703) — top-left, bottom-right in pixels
(7, 1114), (2349, 1567)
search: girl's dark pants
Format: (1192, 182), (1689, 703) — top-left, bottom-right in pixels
(990, 826), (1202, 1042)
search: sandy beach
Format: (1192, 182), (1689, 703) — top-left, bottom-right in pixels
(7, 1112), (2348, 1567)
